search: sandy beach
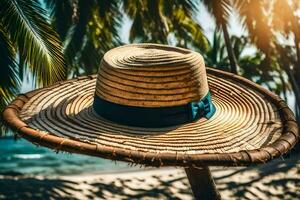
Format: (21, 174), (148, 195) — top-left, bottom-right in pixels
(0, 153), (299, 200)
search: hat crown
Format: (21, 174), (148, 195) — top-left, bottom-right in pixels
(95, 43), (209, 107)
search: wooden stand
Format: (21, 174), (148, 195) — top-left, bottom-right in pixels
(185, 166), (221, 200)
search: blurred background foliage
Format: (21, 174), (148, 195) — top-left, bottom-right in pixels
(0, 0), (300, 133)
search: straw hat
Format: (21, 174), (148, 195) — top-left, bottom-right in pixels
(3, 44), (298, 167)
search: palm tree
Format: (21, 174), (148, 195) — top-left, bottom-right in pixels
(203, 30), (288, 99)
(203, 30), (229, 70)
(0, 0), (66, 85)
(0, 0), (66, 133)
(233, 0), (300, 120)
(235, 0), (300, 114)
(45, 0), (122, 77)
(0, 23), (19, 114)
(234, 1), (273, 56)
(45, 0), (209, 75)
(123, 0), (209, 52)
(271, 0), (300, 113)
(200, 0), (238, 74)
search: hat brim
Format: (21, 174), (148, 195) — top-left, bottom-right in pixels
(3, 68), (298, 167)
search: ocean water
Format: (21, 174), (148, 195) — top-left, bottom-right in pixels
(0, 136), (132, 175)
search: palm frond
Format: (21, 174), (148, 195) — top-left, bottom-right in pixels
(147, 0), (169, 43)
(44, 0), (73, 41)
(0, 0), (66, 86)
(124, 0), (150, 42)
(172, 7), (209, 52)
(231, 35), (248, 60)
(78, 39), (101, 75)
(95, 0), (122, 47)
(65, 0), (122, 76)
(0, 23), (19, 107)
(233, 0), (273, 55)
(173, 0), (198, 17)
(123, 0), (139, 17)
(0, 22), (20, 134)
(124, 0), (169, 43)
(125, 0), (207, 48)
(129, 12), (146, 42)
(203, 29), (229, 70)
(200, 0), (232, 27)
(63, 0), (94, 68)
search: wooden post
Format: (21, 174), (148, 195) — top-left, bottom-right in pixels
(185, 166), (221, 200)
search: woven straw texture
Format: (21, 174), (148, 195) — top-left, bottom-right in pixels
(2, 44), (298, 167)
(96, 44), (208, 107)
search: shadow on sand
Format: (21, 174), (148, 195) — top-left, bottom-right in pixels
(0, 153), (299, 200)
(0, 176), (79, 199)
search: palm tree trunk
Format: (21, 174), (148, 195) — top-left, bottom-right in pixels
(221, 22), (238, 75)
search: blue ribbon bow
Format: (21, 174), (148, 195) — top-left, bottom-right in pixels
(189, 92), (215, 121)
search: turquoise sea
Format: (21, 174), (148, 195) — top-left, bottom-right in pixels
(0, 136), (131, 175)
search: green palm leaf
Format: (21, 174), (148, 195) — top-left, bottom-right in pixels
(0, 0), (66, 86)
(0, 22), (20, 134)
(63, 0), (93, 67)
(93, 0), (122, 50)
(62, 0), (122, 76)
(124, 0), (208, 50)
(44, 0), (73, 41)
(201, 0), (231, 27)
(0, 23), (19, 109)
(171, 6), (209, 51)
(172, 0), (197, 16)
